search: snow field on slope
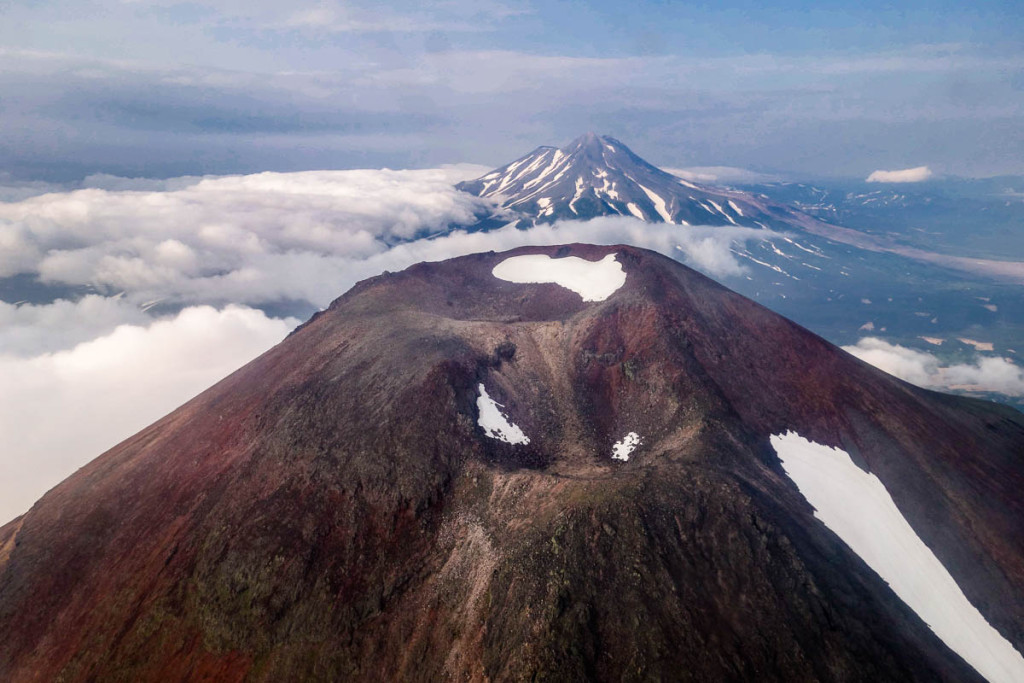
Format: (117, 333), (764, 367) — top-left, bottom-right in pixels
(771, 431), (1024, 683)
(476, 384), (530, 444)
(637, 184), (674, 223)
(492, 253), (626, 302)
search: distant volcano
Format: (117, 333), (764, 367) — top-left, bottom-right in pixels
(1, 244), (1023, 681)
(456, 132), (801, 229)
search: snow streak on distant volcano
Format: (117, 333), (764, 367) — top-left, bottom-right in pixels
(457, 132), (783, 229)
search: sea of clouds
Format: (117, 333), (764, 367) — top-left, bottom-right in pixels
(843, 337), (1024, 397)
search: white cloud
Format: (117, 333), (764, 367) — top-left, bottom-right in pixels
(327, 217), (764, 293)
(0, 168), (499, 305)
(280, 3), (521, 33)
(0, 172), (65, 202)
(0, 305), (297, 525)
(866, 166), (934, 183)
(843, 337), (1024, 396)
(0, 171), (764, 310)
(0, 296), (150, 356)
(665, 167), (781, 185)
(80, 173), (207, 192)
(0, 221), (43, 278)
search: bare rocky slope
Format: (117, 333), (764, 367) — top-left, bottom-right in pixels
(1, 244), (1022, 681)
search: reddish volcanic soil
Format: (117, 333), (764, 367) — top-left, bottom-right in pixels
(0, 244), (1021, 682)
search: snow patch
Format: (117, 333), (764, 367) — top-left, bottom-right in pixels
(523, 151), (568, 190)
(771, 431), (1024, 683)
(707, 199), (738, 225)
(476, 384), (530, 445)
(733, 250), (798, 279)
(492, 253), (626, 302)
(637, 184), (674, 223)
(612, 432), (640, 461)
(569, 176), (586, 215)
(958, 338), (995, 352)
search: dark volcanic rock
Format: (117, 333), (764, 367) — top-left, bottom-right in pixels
(1, 244), (1022, 682)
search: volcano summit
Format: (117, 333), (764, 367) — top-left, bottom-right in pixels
(1, 245), (1023, 681)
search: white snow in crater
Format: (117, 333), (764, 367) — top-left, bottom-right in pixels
(492, 253), (626, 302)
(476, 383), (530, 445)
(770, 430), (1024, 683)
(611, 432), (641, 461)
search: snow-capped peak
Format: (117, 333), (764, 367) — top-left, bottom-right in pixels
(456, 133), (779, 229)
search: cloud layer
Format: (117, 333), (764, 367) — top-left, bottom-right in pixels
(665, 167), (781, 185)
(0, 295), (150, 356)
(843, 337), (1024, 396)
(0, 166), (494, 305)
(866, 166), (934, 183)
(0, 169), (764, 312)
(0, 305), (297, 525)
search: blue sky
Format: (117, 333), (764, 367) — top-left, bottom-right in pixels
(2, 0), (1022, 180)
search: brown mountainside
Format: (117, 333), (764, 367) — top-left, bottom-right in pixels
(1, 244), (1022, 681)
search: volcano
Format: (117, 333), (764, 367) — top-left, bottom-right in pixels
(2, 244), (1023, 682)
(456, 132), (815, 231)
